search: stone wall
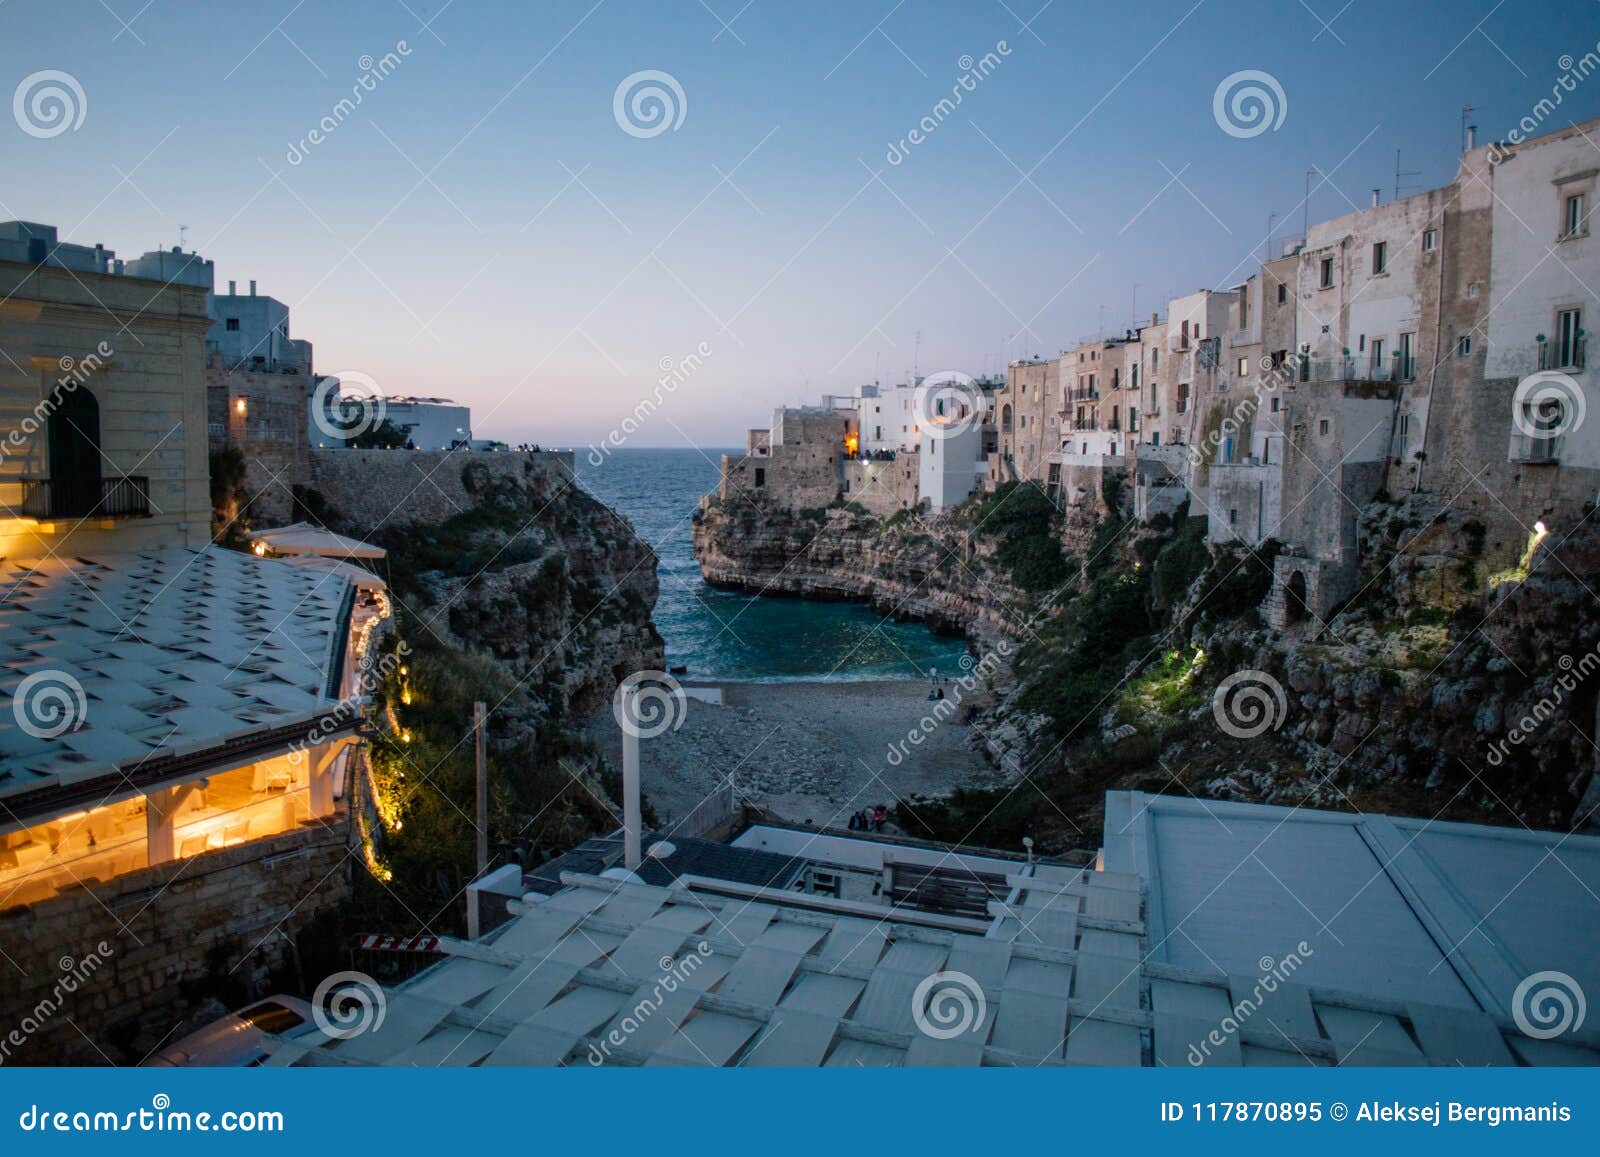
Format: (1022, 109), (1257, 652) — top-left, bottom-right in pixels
(719, 444), (842, 513)
(309, 447), (574, 532)
(206, 358), (311, 526)
(842, 455), (919, 515)
(0, 816), (353, 1065)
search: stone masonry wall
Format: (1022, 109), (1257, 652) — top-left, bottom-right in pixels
(842, 455), (919, 515)
(0, 817), (353, 1065)
(309, 448), (574, 532)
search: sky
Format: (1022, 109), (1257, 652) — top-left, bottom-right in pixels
(3, 0), (1599, 447)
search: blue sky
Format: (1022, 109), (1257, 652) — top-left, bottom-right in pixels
(4, 0), (1598, 446)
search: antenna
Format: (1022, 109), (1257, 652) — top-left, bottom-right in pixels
(1264, 211), (1277, 264)
(1460, 104), (1476, 153)
(178, 224), (190, 250)
(913, 330), (921, 381)
(1393, 148), (1422, 200)
(1303, 166), (1320, 243)
(1131, 283), (1139, 330)
(1098, 304), (1106, 340)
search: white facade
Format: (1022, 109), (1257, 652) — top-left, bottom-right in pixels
(1485, 125), (1600, 471)
(918, 420), (983, 510)
(377, 398), (473, 449)
(857, 383), (922, 453)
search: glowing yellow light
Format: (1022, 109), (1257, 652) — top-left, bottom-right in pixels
(400, 729), (412, 744)
(252, 541), (267, 556)
(234, 397), (247, 415)
(844, 432), (859, 455)
(400, 689), (413, 706)
(1534, 520), (1548, 538)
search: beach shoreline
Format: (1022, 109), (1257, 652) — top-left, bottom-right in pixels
(583, 677), (1005, 831)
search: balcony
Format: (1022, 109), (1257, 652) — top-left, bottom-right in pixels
(1072, 418), (1098, 431)
(1510, 433), (1562, 465)
(1067, 388), (1100, 403)
(1106, 417), (1122, 431)
(1299, 357), (1411, 384)
(1537, 337), (1586, 371)
(19, 476), (151, 520)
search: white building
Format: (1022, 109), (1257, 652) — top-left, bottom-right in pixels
(918, 418), (983, 511)
(857, 382), (922, 453)
(1485, 122), (1600, 472)
(376, 397), (473, 449)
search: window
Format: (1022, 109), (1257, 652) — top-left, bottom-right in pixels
(754, 467), (765, 487)
(1229, 508), (1239, 526)
(1270, 395), (1281, 413)
(1151, 348), (1159, 372)
(1397, 332), (1414, 380)
(1179, 320), (1190, 348)
(1556, 307), (1583, 368)
(1372, 241), (1387, 274)
(1398, 413), (1410, 438)
(1467, 282), (1480, 298)
(1176, 383), (1190, 413)
(1369, 337), (1385, 371)
(1423, 229), (1437, 252)
(1319, 418), (1330, 436)
(1319, 257), (1334, 288)
(1277, 283), (1288, 304)
(1237, 357), (1249, 376)
(1564, 192), (1587, 238)
(1131, 365), (1139, 390)
(225, 317), (240, 331)
(1457, 335), (1472, 357)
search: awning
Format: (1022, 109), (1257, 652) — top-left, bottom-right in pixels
(280, 554), (387, 590)
(247, 522), (387, 560)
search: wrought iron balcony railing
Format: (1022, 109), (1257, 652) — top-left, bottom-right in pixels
(19, 476), (151, 520)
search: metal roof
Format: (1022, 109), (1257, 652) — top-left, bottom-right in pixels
(0, 547), (358, 811)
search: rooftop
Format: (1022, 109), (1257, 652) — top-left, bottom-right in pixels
(276, 794), (1600, 1068)
(0, 547), (360, 817)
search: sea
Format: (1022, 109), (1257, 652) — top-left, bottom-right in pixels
(575, 447), (968, 681)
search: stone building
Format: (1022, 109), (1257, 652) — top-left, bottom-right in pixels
(0, 224), (214, 559)
(0, 223), (388, 1062)
(991, 357), (1059, 488)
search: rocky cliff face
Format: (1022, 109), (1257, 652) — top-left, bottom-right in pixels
(695, 480), (1600, 846)
(310, 451), (663, 723)
(692, 498), (1029, 643)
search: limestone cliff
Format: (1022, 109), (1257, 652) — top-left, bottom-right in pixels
(307, 449), (663, 725)
(692, 497), (1029, 643)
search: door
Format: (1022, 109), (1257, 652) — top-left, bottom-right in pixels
(47, 387), (102, 518)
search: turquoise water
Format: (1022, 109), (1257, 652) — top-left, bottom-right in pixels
(576, 448), (968, 681)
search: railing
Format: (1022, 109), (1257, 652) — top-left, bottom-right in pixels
(1510, 433), (1562, 465)
(1537, 337), (1586, 371)
(1072, 418), (1098, 430)
(1067, 388), (1100, 402)
(19, 476), (150, 520)
(1299, 357), (1410, 384)
(1105, 418), (1121, 431)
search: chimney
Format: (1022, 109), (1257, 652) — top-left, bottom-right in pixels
(228, 279), (236, 295)
(249, 279), (257, 296)
(1149, 312), (1159, 327)
(1371, 188), (1381, 208)
(1466, 125), (1477, 151)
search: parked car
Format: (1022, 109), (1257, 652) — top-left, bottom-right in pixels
(143, 996), (320, 1066)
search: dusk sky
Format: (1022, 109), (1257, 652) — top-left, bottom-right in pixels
(5, 0), (1597, 446)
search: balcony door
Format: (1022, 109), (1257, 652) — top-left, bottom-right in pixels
(47, 387), (102, 518)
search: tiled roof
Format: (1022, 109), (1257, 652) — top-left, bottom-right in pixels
(0, 547), (356, 804)
(267, 795), (1600, 1068)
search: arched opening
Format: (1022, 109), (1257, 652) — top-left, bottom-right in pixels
(1000, 403), (1012, 433)
(1285, 570), (1309, 624)
(47, 387), (103, 518)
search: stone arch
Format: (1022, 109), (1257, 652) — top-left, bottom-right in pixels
(1285, 569), (1309, 624)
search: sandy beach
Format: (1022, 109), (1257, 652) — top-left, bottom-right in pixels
(583, 678), (1006, 830)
